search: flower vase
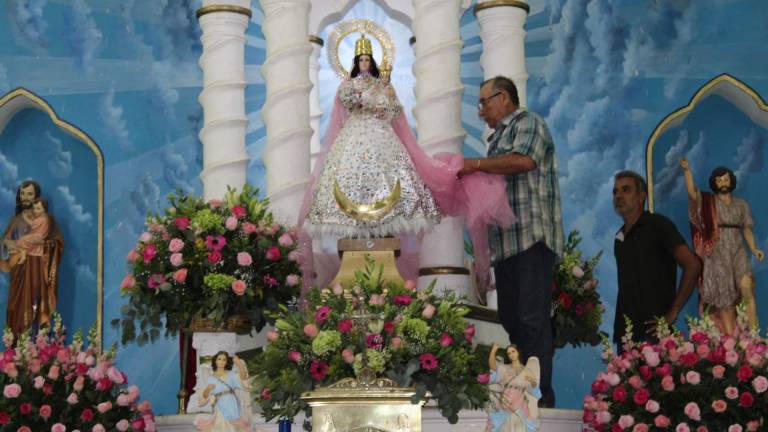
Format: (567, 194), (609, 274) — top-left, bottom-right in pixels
(278, 418), (292, 432)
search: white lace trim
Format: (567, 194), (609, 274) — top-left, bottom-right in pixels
(304, 215), (439, 239)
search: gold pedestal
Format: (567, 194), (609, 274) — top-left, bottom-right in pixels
(330, 238), (405, 287)
(301, 378), (426, 432)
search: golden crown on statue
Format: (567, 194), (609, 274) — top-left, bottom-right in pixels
(354, 33), (373, 56)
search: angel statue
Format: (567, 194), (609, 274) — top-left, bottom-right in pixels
(680, 159), (764, 332)
(298, 23), (512, 289)
(193, 351), (252, 432)
(486, 343), (541, 432)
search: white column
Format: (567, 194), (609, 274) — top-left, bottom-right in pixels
(308, 35), (324, 172)
(411, 0), (470, 297)
(260, 0), (313, 225)
(197, 1), (252, 200)
(475, 0), (530, 107)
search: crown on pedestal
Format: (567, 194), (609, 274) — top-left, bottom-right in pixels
(355, 34), (373, 57)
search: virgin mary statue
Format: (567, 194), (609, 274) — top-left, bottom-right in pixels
(304, 34), (440, 237)
(299, 30), (512, 288)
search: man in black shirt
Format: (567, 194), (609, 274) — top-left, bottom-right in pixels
(612, 171), (701, 346)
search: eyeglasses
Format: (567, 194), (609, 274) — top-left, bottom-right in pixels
(477, 92), (502, 110)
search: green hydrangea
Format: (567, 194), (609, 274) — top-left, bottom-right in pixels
(204, 273), (235, 294)
(396, 318), (429, 344)
(353, 349), (388, 375)
(311, 330), (342, 356)
(192, 208), (223, 232)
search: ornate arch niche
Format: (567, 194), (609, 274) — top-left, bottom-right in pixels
(310, 0), (414, 34)
(309, 0), (473, 36)
(646, 74), (768, 212)
(0, 88), (104, 344)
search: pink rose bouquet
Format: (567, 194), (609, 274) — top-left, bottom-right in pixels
(252, 261), (489, 424)
(0, 315), (155, 431)
(552, 231), (606, 348)
(115, 185), (301, 343)
(583, 310), (767, 431)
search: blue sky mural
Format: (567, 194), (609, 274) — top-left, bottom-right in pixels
(1, 0), (204, 414)
(1, 0), (767, 415)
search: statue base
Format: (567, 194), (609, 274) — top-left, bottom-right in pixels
(301, 378), (426, 432)
(329, 238), (405, 287)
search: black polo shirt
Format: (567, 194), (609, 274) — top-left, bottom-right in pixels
(613, 211), (686, 342)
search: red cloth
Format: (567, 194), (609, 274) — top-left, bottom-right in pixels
(689, 192), (719, 258)
(179, 331), (196, 409)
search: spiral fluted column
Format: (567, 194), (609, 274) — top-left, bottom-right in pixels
(197, 0), (252, 200)
(475, 0), (530, 107)
(308, 35), (324, 171)
(260, 0), (313, 224)
(412, 0), (470, 296)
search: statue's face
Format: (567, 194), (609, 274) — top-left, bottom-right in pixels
(19, 184), (37, 208)
(715, 173), (732, 194)
(358, 55), (371, 72)
(32, 201), (45, 216)
(506, 346), (519, 362)
(214, 354), (228, 371)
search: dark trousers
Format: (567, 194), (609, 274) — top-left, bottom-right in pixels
(494, 241), (556, 407)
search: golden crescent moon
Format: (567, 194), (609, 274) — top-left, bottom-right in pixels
(333, 179), (401, 221)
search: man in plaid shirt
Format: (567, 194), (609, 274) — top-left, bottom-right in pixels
(461, 76), (564, 408)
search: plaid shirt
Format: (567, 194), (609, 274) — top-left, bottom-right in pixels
(487, 109), (564, 262)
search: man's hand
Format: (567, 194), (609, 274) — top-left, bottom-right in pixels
(664, 310), (678, 327)
(459, 159), (480, 178)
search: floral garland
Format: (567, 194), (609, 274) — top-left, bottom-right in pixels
(583, 309), (767, 431)
(113, 185), (301, 344)
(251, 261), (490, 424)
(552, 231), (606, 348)
(0, 315), (155, 431)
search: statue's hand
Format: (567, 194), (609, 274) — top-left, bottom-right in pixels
(679, 159), (689, 171)
(755, 250), (765, 261)
(374, 107), (388, 120)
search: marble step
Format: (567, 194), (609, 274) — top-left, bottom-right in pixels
(155, 407), (584, 431)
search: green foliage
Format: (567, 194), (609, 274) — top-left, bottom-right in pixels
(250, 260), (489, 424)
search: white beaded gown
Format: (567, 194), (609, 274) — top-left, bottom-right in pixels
(305, 74), (440, 238)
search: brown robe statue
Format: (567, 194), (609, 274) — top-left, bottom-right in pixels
(1, 211), (63, 334)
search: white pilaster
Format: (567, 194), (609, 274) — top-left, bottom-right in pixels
(260, 0), (313, 225)
(308, 36), (324, 172)
(475, 0), (530, 106)
(412, 0), (470, 297)
(197, 1), (252, 200)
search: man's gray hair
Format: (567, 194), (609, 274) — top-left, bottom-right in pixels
(614, 170), (647, 193)
(481, 76), (520, 107)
